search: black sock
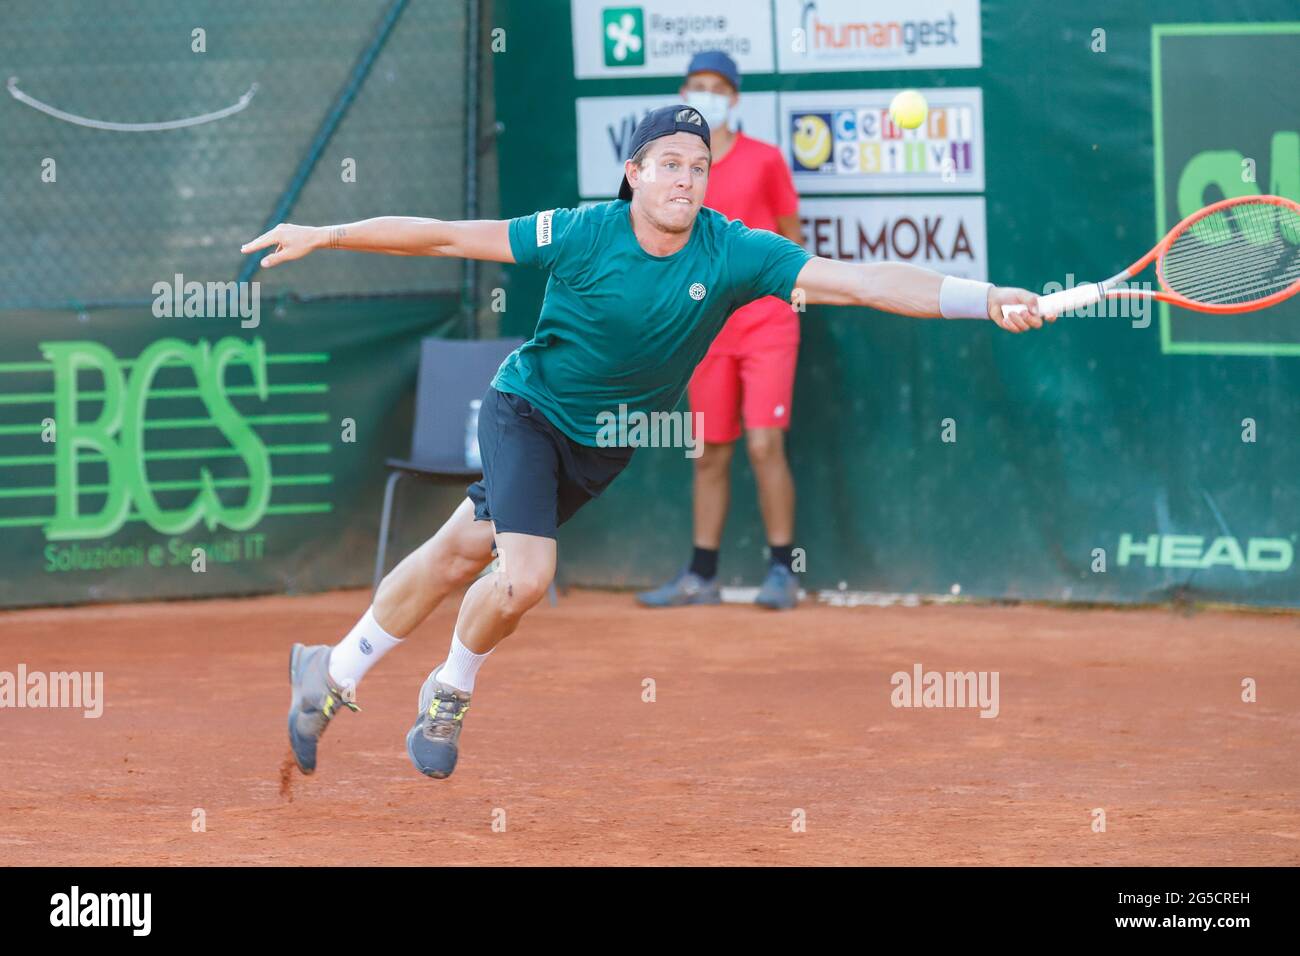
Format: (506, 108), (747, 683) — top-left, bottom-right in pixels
(689, 547), (719, 580)
(769, 544), (795, 571)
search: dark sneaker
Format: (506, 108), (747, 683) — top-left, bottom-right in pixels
(288, 643), (359, 774)
(635, 569), (722, 608)
(755, 563), (799, 610)
(405, 668), (472, 779)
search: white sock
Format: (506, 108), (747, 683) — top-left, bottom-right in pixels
(435, 631), (492, 694)
(328, 607), (402, 690)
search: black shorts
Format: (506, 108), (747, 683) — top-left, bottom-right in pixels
(467, 387), (635, 539)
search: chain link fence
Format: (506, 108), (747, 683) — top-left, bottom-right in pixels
(0, 0), (474, 309)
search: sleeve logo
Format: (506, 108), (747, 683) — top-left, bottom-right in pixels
(536, 209), (555, 247)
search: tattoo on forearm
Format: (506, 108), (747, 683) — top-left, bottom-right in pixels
(329, 227), (347, 249)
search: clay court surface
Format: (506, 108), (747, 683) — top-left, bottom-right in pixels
(1, 589), (1297, 866)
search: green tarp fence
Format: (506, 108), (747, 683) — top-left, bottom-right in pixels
(0, 0), (476, 607)
(3, 1), (1297, 610)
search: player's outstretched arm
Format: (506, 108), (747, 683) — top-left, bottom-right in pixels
(792, 257), (1050, 332)
(240, 218), (515, 268)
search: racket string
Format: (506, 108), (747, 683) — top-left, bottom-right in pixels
(1161, 201), (1300, 306)
(1166, 264), (1299, 303)
(1165, 247), (1300, 297)
(1162, 233), (1295, 271)
(1168, 265), (1298, 301)
(1163, 237), (1292, 269)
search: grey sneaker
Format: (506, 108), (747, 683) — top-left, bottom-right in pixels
(288, 643), (358, 774)
(636, 569), (722, 607)
(755, 563), (799, 610)
(405, 668), (472, 779)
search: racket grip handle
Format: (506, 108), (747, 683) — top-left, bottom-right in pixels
(1000, 283), (1104, 322)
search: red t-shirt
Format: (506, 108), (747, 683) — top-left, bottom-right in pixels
(703, 131), (802, 354)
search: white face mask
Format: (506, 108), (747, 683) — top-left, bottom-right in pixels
(684, 90), (732, 132)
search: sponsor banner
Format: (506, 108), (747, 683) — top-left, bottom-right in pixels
(576, 93), (778, 198)
(775, 0), (982, 73)
(0, 299), (459, 608)
(571, 0), (775, 79)
(798, 197), (987, 280)
(1152, 24), (1300, 356)
(780, 88), (984, 193)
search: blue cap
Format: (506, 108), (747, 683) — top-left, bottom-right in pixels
(617, 104), (711, 201)
(685, 50), (740, 91)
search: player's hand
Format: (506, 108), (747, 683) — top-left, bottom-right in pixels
(240, 223), (323, 268)
(988, 286), (1052, 332)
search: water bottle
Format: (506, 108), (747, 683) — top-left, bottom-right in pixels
(465, 399), (482, 469)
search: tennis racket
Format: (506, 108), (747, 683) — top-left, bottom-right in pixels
(1002, 194), (1300, 324)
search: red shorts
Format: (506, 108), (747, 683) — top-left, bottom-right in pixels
(688, 344), (799, 444)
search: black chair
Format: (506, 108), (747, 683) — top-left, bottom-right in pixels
(372, 336), (526, 594)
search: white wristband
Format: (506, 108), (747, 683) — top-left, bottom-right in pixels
(939, 276), (993, 319)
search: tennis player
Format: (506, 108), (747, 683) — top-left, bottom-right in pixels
(638, 51), (807, 611)
(243, 105), (1049, 782)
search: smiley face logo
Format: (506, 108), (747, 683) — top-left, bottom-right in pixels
(791, 114), (832, 170)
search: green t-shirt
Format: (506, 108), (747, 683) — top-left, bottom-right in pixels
(495, 200), (812, 446)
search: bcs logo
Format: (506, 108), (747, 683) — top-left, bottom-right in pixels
(41, 337), (272, 541)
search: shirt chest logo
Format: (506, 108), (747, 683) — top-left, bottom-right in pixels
(688, 282), (707, 301)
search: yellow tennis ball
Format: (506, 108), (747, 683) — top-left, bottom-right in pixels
(888, 89), (928, 130)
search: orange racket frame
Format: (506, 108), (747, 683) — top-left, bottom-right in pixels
(1003, 194), (1300, 322)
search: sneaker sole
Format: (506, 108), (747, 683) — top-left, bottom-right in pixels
(405, 722), (455, 780)
(287, 643), (315, 775)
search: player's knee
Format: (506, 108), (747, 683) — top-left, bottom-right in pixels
(745, 429), (784, 465)
(494, 566), (552, 616)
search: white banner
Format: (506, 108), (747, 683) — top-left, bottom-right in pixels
(778, 88), (984, 193)
(774, 0), (982, 73)
(571, 0), (775, 78)
(798, 197), (988, 281)
(576, 93), (778, 198)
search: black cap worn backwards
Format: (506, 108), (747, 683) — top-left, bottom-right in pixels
(617, 104), (711, 201)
